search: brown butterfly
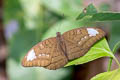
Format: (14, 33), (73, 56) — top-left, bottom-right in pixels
(22, 27), (105, 70)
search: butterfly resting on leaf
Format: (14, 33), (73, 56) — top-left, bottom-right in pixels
(22, 27), (105, 70)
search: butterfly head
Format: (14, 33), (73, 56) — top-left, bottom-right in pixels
(56, 32), (62, 38)
(56, 32), (61, 35)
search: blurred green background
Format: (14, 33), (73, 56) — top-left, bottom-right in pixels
(3, 0), (120, 80)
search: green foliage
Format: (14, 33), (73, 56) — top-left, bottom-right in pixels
(107, 41), (120, 71)
(91, 13), (120, 21)
(42, 19), (85, 39)
(76, 4), (120, 79)
(110, 24), (120, 49)
(41, 0), (83, 18)
(112, 41), (120, 54)
(76, 4), (97, 20)
(91, 69), (120, 80)
(5, 0), (120, 80)
(76, 4), (120, 21)
(4, 0), (23, 22)
(9, 29), (38, 62)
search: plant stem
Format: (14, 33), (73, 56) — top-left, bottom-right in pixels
(107, 41), (120, 71)
(107, 52), (120, 71)
(107, 57), (113, 71)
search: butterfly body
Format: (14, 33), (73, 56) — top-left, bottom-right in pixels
(56, 32), (68, 60)
(22, 27), (105, 70)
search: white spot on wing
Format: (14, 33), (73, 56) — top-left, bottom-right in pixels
(40, 44), (44, 49)
(27, 49), (36, 61)
(46, 54), (49, 57)
(87, 28), (99, 37)
(39, 53), (50, 57)
(40, 44), (43, 47)
(84, 36), (87, 39)
(39, 54), (42, 56)
(78, 41), (81, 44)
(81, 38), (84, 40)
(42, 54), (45, 56)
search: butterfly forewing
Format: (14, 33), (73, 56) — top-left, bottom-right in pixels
(22, 37), (68, 70)
(62, 27), (105, 60)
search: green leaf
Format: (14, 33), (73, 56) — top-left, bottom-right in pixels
(76, 4), (97, 20)
(77, 12), (120, 22)
(91, 13), (120, 21)
(65, 38), (114, 67)
(91, 68), (120, 80)
(76, 3), (120, 21)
